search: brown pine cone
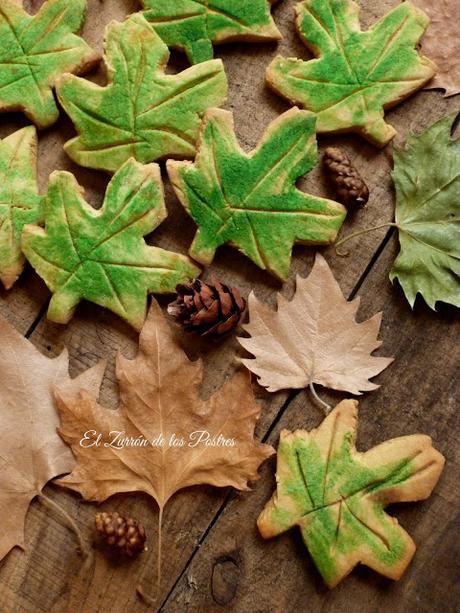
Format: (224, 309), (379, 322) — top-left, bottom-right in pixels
(167, 277), (246, 336)
(95, 511), (146, 557)
(323, 147), (369, 209)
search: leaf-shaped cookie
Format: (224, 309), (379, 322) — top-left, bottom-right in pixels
(21, 158), (199, 330)
(390, 114), (460, 309)
(0, 126), (42, 290)
(258, 399), (445, 587)
(141, 0), (282, 64)
(0, 314), (105, 562)
(0, 0), (99, 128)
(266, 0), (436, 147)
(56, 13), (228, 174)
(167, 108), (346, 281)
(414, 0), (460, 97)
(238, 254), (393, 394)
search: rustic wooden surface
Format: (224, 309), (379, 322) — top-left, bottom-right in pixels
(0, 0), (458, 612)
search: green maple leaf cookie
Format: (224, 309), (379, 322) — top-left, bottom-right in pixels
(266, 0), (436, 147)
(0, 0), (99, 129)
(56, 13), (228, 174)
(167, 107), (346, 280)
(390, 114), (460, 309)
(141, 0), (282, 65)
(0, 126), (42, 290)
(21, 159), (199, 330)
(258, 399), (445, 587)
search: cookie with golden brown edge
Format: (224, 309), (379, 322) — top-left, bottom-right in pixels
(141, 0), (282, 64)
(266, 0), (436, 147)
(168, 107), (346, 281)
(21, 159), (199, 331)
(258, 399), (445, 587)
(0, 0), (99, 128)
(56, 13), (228, 174)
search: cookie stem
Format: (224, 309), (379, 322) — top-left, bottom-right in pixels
(335, 223), (396, 256)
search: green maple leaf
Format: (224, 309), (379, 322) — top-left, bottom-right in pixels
(0, 126), (42, 290)
(266, 0), (436, 147)
(258, 400), (445, 587)
(390, 114), (460, 309)
(56, 13), (228, 174)
(21, 159), (199, 330)
(167, 108), (346, 281)
(0, 0), (99, 128)
(141, 0), (282, 64)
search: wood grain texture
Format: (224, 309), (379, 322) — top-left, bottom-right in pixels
(0, 0), (458, 611)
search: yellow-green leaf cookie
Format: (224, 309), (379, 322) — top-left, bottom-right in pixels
(56, 13), (228, 174)
(21, 159), (199, 330)
(266, 0), (436, 147)
(0, 0), (99, 129)
(258, 399), (445, 587)
(141, 0), (282, 65)
(167, 107), (346, 281)
(0, 126), (42, 290)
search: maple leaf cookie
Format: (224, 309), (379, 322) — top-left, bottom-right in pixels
(0, 0), (99, 128)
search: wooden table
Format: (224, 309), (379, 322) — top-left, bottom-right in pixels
(0, 0), (458, 611)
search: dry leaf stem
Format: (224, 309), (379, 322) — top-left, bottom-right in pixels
(309, 383), (331, 414)
(136, 505), (164, 606)
(38, 493), (89, 556)
(335, 223), (396, 256)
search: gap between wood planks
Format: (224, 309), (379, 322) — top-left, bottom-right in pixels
(157, 226), (396, 611)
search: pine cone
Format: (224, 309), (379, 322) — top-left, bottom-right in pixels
(323, 147), (369, 209)
(95, 511), (146, 557)
(168, 277), (246, 336)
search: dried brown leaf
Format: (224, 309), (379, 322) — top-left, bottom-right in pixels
(415, 0), (460, 96)
(55, 301), (274, 510)
(238, 254), (393, 395)
(0, 316), (105, 561)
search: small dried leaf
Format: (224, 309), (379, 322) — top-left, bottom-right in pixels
(239, 254), (393, 394)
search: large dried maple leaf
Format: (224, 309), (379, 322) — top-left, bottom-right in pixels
(0, 0), (99, 128)
(414, 0), (460, 97)
(56, 13), (228, 173)
(266, 0), (436, 147)
(238, 254), (393, 395)
(168, 108), (346, 281)
(55, 300), (274, 511)
(0, 315), (105, 561)
(141, 0), (281, 65)
(258, 399), (445, 587)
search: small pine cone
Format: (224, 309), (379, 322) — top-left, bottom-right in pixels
(95, 512), (146, 557)
(168, 277), (246, 336)
(323, 147), (369, 209)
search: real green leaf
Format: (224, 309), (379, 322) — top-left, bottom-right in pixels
(0, 0), (99, 128)
(56, 13), (228, 174)
(0, 126), (42, 290)
(258, 399), (445, 587)
(266, 0), (436, 147)
(21, 158), (199, 330)
(390, 113), (460, 309)
(141, 0), (282, 64)
(167, 108), (346, 281)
